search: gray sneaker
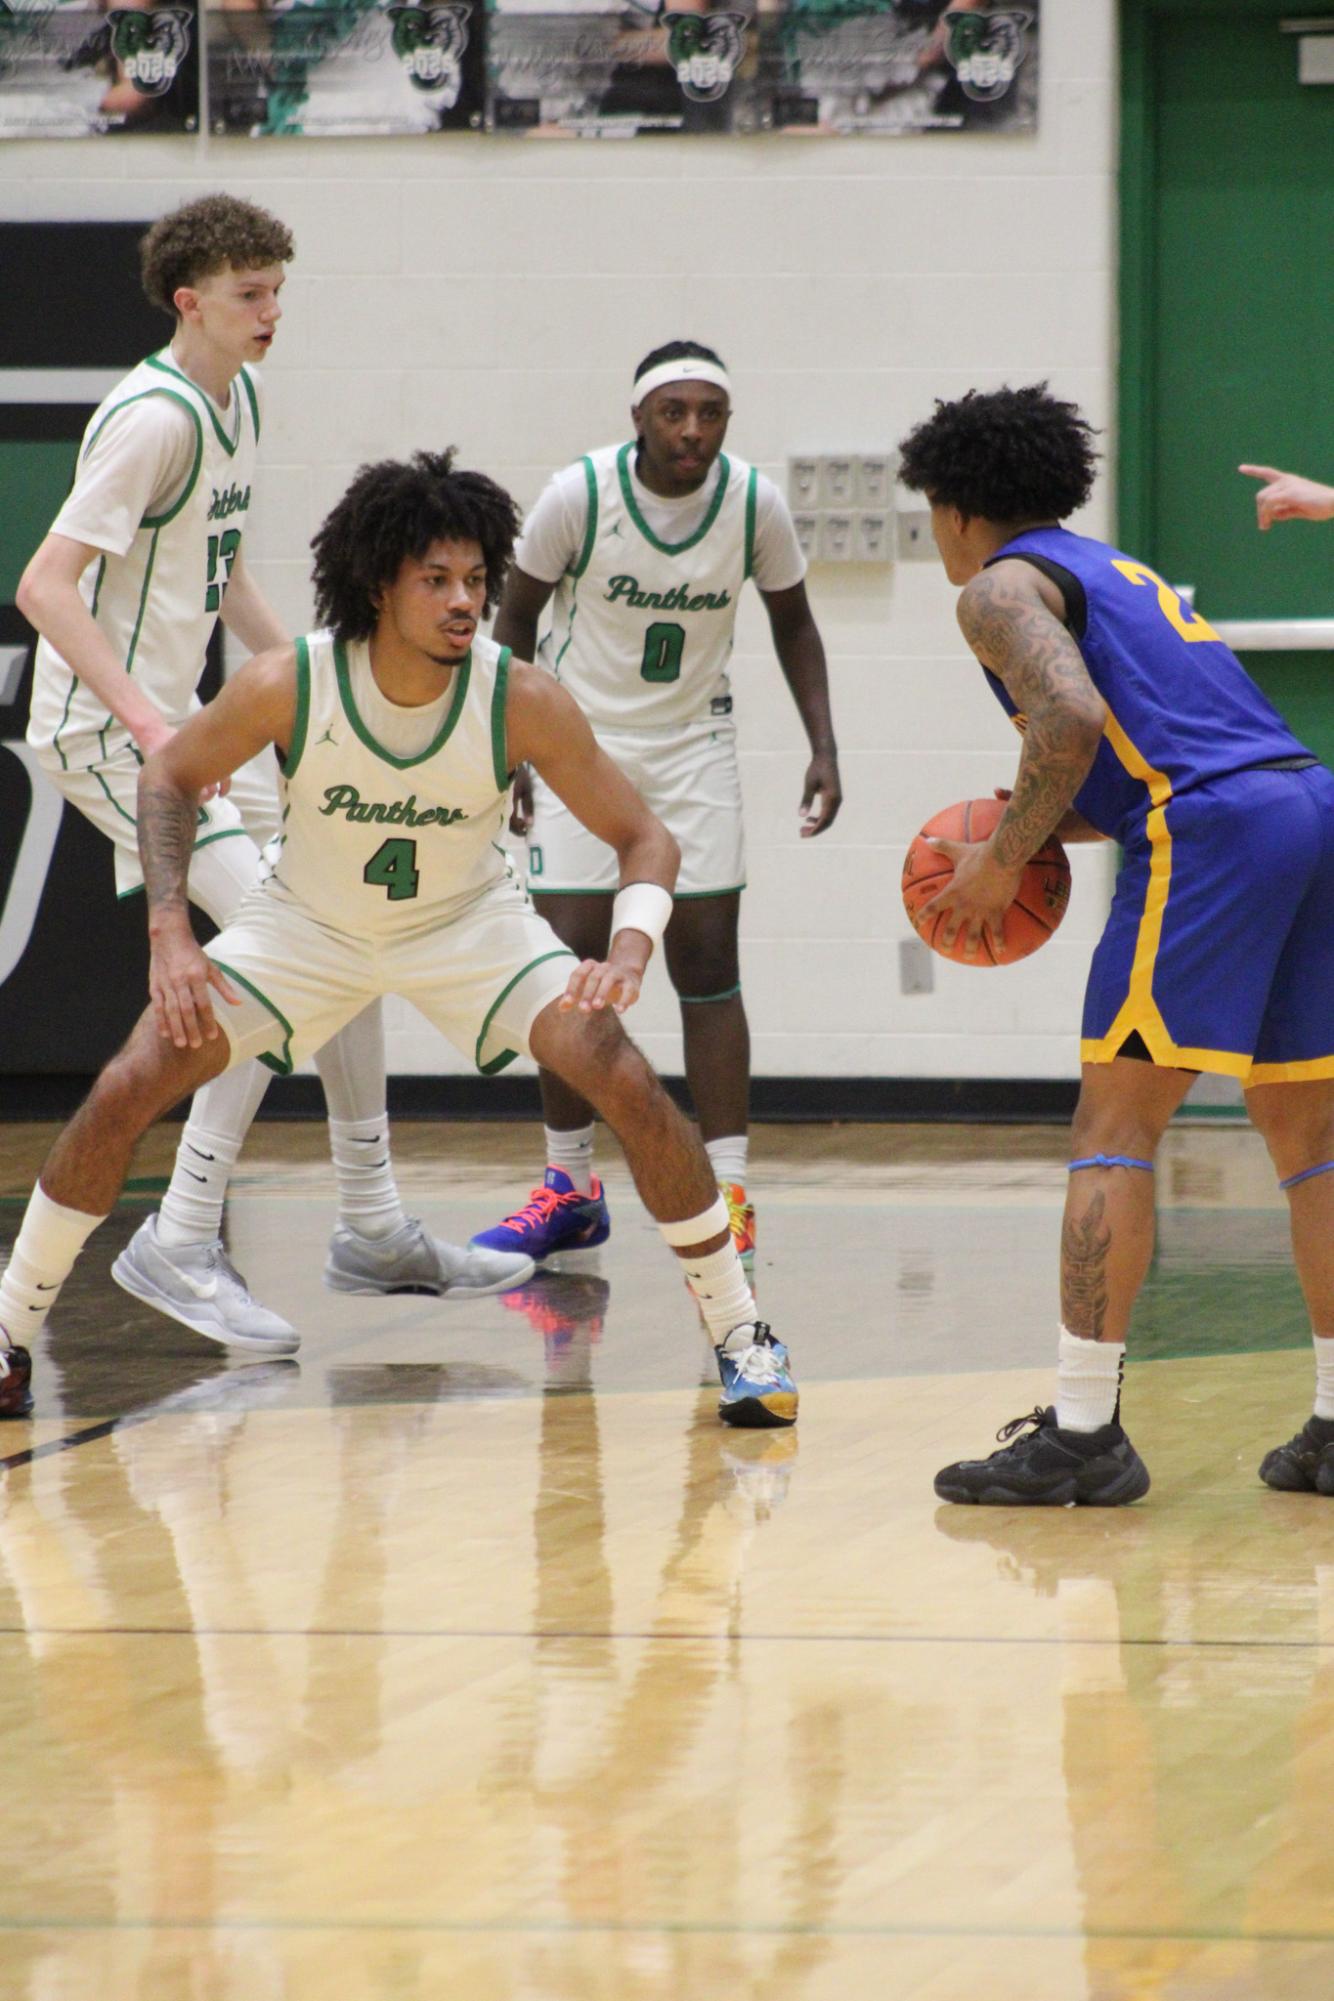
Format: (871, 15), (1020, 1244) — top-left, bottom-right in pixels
(324, 1217), (534, 1298)
(111, 1216), (300, 1356)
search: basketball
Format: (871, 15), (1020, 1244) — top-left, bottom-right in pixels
(902, 797), (1071, 965)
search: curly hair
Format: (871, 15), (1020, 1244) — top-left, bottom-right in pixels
(633, 338), (727, 386)
(140, 195), (294, 318)
(898, 384), (1098, 523)
(311, 451), (522, 643)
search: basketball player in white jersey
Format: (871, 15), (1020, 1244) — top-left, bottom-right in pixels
(16, 196), (528, 1354)
(473, 340), (840, 1270)
(0, 451), (797, 1431)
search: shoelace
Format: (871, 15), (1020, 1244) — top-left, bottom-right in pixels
(730, 1333), (785, 1388)
(721, 1186), (752, 1237)
(994, 1406), (1049, 1447)
(503, 1185), (570, 1230)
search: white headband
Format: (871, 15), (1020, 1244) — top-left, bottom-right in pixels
(632, 358), (732, 404)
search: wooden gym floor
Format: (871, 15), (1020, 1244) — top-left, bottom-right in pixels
(0, 1119), (1330, 1999)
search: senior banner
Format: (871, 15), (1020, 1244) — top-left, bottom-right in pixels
(206, 0), (484, 135)
(0, 0), (198, 135)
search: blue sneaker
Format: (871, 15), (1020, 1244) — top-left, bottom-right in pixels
(471, 1167), (610, 1263)
(716, 1321), (797, 1430)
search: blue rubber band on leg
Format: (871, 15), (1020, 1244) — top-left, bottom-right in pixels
(1279, 1159), (1334, 1192)
(1068, 1154), (1155, 1173)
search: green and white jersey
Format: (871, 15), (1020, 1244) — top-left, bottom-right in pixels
(261, 628), (516, 939)
(543, 442), (760, 729)
(28, 349), (261, 771)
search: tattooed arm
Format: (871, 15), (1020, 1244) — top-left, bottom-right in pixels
(137, 647), (297, 1048)
(923, 561), (1106, 958)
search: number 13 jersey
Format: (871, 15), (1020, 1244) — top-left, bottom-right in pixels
(28, 350), (260, 772)
(544, 442), (758, 729)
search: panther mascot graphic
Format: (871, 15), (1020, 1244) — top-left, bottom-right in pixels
(942, 9), (1030, 104)
(107, 7), (191, 95)
(386, 2), (468, 100)
(664, 11), (746, 104)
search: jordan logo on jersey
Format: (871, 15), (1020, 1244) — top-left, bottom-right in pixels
(320, 784), (467, 829)
(604, 574), (731, 614)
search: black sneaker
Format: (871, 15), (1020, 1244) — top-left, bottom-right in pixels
(1259, 1414), (1334, 1493)
(934, 1405), (1150, 1507)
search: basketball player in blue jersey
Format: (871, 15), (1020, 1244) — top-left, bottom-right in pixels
(896, 383), (1334, 1506)
(16, 197), (526, 1361)
(0, 451), (797, 1432)
(472, 339), (840, 1273)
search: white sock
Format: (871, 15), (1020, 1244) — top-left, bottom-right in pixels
(1055, 1325), (1125, 1432)
(157, 1059), (270, 1246)
(0, 1185), (106, 1345)
(1313, 1333), (1334, 1420)
(546, 1123), (595, 1196)
(705, 1136), (749, 1190)
(677, 1240), (757, 1348)
(327, 1117), (408, 1240)
(157, 1123), (244, 1248)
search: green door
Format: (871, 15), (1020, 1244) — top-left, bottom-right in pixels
(1121, 0), (1334, 757)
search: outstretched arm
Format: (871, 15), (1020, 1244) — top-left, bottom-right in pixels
(760, 580), (841, 835)
(507, 660), (679, 1014)
(138, 649), (297, 1049)
(1239, 465), (1334, 531)
(925, 560), (1106, 958)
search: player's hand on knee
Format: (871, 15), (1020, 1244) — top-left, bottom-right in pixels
(558, 957), (642, 1017)
(149, 940), (239, 1050)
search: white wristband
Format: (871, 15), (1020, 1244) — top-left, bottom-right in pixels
(611, 881), (673, 952)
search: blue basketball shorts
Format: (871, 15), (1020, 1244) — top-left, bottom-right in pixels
(1081, 763), (1334, 1083)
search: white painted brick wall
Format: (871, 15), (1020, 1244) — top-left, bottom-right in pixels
(2, 0), (1116, 1082)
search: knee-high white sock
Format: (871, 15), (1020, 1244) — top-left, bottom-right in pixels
(158, 1061), (271, 1247)
(545, 1123), (595, 1195)
(659, 1197), (757, 1346)
(1055, 1325), (1125, 1432)
(326, 1119), (408, 1239)
(0, 1186), (107, 1345)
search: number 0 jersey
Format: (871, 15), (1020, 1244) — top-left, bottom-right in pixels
(544, 442), (758, 729)
(28, 350), (260, 772)
(983, 525), (1315, 844)
(260, 629), (516, 939)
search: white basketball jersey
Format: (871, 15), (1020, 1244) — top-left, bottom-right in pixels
(28, 350), (260, 770)
(261, 629), (515, 938)
(545, 442), (757, 728)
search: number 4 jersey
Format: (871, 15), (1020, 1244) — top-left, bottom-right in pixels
(542, 442), (759, 729)
(28, 349), (260, 772)
(258, 628), (517, 938)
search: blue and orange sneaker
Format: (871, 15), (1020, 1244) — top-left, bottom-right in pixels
(471, 1167), (610, 1264)
(716, 1321), (797, 1429)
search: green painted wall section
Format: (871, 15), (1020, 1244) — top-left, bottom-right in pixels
(1120, 0), (1334, 736)
(0, 440), (79, 600)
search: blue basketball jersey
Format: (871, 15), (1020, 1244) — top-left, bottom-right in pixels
(981, 525), (1313, 842)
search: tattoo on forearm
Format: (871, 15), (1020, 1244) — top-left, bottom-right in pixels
(1061, 1191), (1111, 1340)
(959, 568), (1104, 870)
(139, 781), (197, 914)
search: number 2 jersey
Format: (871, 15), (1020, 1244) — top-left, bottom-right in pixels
(28, 349), (260, 772)
(257, 628), (516, 938)
(982, 524), (1316, 843)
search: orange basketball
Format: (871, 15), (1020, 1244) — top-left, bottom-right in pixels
(902, 797), (1071, 966)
